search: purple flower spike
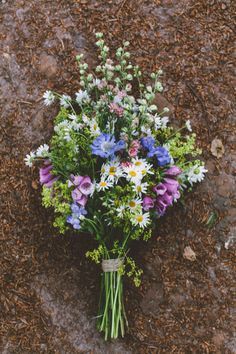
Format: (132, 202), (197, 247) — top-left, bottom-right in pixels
(153, 183), (167, 196)
(39, 163), (58, 188)
(143, 196), (155, 211)
(163, 178), (179, 194)
(79, 176), (94, 195)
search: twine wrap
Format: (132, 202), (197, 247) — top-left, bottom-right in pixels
(102, 258), (124, 272)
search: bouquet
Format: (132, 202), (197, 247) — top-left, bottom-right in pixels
(25, 33), (207, 340)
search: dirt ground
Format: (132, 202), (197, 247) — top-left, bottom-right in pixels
(0, 0), (235, 353)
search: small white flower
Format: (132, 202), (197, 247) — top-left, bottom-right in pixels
(131, 212), (150, 228)
(186, 120), (192, 132)
(71, 121), (83, 131)
(161, 116), (169, 128)
(82, 114), (90, 124)
(132, 182), (148, 196)
(89, 119), (101, 136)
(24, 151), (36, 167)
(36, 144), (49, 157)
(60, 94), (71, 108)
(43, 90), (55, 106)
(68, 113), (77, 121)
(186, 165), (207, 185)
(163, 107), (170, 113)
(93, 78), (101, 87)
(141, 125), (153, 137)
(117, 205), (126, 218)
(96, 179), (113, 192)
(76, 90), (90, 104)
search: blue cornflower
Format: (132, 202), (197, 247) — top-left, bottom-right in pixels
(67, 203), (87, 230)
(91, 133), (126, 158)
(140, 136), (156, 151)
(148, 146), (171, 166)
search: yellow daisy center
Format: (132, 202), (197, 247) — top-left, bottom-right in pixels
(129, 201), (136, 208)
(100, 181), (107, 187)
(109, 166), (116, 175)
(141, 169), (146, 175)
(129, 170), (137, 177)
(135, 161), (142, 166)
(137, 186), (142, 192)
(136, 215), (143, 223)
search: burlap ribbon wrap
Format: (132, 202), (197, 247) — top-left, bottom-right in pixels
(102, 258), (124, 272)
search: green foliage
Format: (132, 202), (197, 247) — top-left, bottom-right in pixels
(86, 245), (105, 264)
(125, 257), (143, 287)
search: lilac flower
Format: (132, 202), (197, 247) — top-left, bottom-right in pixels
(39, 163), (58, 188)
(67, 203), (87, 230)
(143, 196), (155, 211)
(165, 166), (182, 176)
(91, 133), (126, 159)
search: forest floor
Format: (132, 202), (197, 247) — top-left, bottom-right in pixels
(0, 0), (235, 353)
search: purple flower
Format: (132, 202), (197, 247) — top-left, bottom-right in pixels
(91, 133), (126, 159)
(143, 196), (155, 211)
(154, 178), (181, 216)
(153, 183), (167, 196)
(71, 189), (88, 206)
(163, 178), (179, 194)
(39, 163), (58, 188)
(69, 175), (93, 206)
(165, 166), (182, 176)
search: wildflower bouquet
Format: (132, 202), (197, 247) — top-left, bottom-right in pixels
(25, 33), (207, 340)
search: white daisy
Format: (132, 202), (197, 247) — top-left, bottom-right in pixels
(132, 182), (148, 196)
(96, 179), (113, 192)
(186, 120), (192, 132)
(60, 94), (71, 108)
(131, 212), (150, 228)
(131, 158), (154, 177)
(101, 158), (124, 182)
(76, 89), (90, 104)
(24, 151), (36, 167)
(187, 165), (207, 185)
(127, 198), (142, 212)
(43, 90), (55, 106)
(122, 165), (143, 185)
(36, 144), (49, 157)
